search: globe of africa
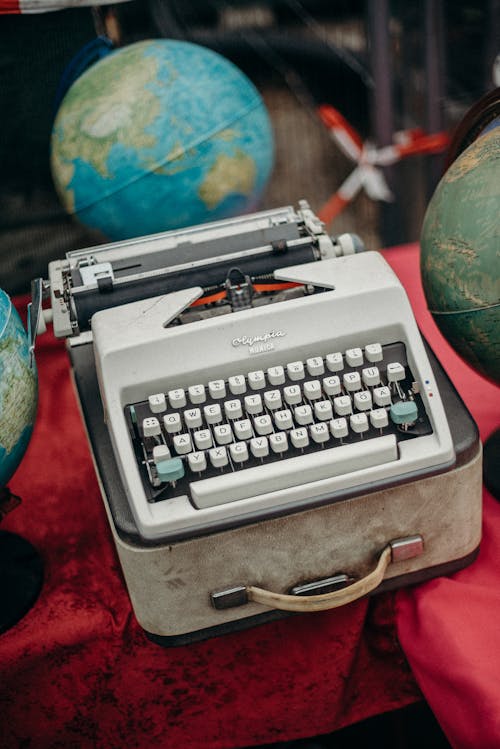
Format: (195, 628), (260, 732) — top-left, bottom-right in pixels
(0, 290), (37, 487)
(420, 126), (500, 384)
(50, 39), (274, 241)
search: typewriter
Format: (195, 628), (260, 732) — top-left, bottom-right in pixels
(34, 201), (481, 643)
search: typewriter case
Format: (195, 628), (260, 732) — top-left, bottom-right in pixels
(69, 339), (481, 646)
(38, 204), (481, 645)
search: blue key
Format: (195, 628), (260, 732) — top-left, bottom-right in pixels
(390, 400), (418, 425)
(156, 457), (185, 483)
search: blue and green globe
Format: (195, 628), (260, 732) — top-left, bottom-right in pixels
(50, 39), (274, 241)
(0, 291), (37, 487)
(420, 126), (500, 384)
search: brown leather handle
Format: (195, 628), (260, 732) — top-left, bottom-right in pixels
(211, 536), (424, 612)
(246, 544), (393, 612)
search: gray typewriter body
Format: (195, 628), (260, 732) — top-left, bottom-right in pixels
(36, 201), (482, 645)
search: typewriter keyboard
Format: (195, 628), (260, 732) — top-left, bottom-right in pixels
(125, 341), (433, 509)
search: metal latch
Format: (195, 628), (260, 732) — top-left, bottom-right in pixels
(289, 573), (356, 596)
(211, 586), (248, 610)
(389, 535), (424, 562)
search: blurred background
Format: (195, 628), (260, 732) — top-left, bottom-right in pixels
(1, 0), (498, 296)
(0, 3), (498, 746)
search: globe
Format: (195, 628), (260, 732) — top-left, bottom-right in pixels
(0, 290), (38, 487)
(0, 291), (41, 635)
(50, 39), (274, 241)
(420, 127), (500, 384)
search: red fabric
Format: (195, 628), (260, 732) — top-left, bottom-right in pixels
(388, 248), (500, 749)
(0, 0), (131, 13)
(0, 1), (20, 12)
(0, 242), (496, 748)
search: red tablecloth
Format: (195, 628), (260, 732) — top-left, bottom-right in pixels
(1, 243), (498, 749)
(387, 249), (500, 749)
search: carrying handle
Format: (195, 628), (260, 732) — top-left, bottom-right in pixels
(211, 536), (424, 613)
(247, 545), (392, 612)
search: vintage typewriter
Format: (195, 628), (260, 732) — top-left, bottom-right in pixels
(34, 201), (482, 644)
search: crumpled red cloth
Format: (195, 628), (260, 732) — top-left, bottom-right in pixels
(0, 243), (496, 748)
(386, 248), (500, 749)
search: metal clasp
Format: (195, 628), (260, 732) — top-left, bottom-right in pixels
(211, 586), (248, 610)
(390, 535), (424, 562)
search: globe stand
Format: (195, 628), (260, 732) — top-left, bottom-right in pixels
(0, 488), (43, 635)
(483, 429), (500, 501)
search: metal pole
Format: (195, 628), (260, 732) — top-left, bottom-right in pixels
(424, 0), (446, 192)
(367, 0), (402, 246)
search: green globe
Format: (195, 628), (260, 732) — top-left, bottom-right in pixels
(0, 291), (37, 487)
(50, 39), (274, 241)
(420, 127), (500, 383)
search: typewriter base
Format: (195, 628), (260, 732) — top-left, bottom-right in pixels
(145, 547), (480, 648)
(106, 448), (481, 644)
(70, 341), (482, 646)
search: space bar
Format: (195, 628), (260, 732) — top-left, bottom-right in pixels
(190, 434), (398, 509)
